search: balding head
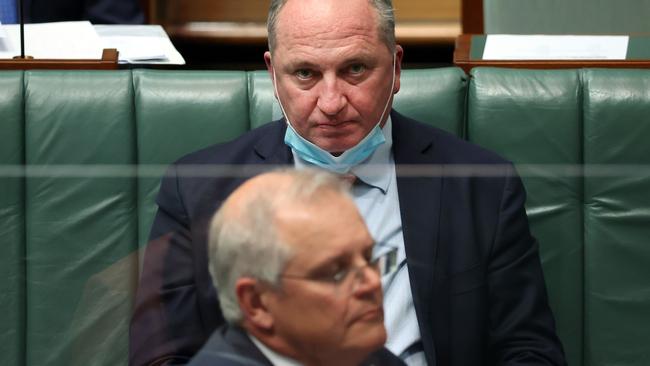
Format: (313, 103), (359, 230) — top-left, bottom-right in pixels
(208, 169), (352, 323)
(267, 0), (396, 54)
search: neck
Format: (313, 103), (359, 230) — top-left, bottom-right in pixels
(245, 325), (368, 366)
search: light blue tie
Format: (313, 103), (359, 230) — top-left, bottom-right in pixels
(0, 0), (18, 24)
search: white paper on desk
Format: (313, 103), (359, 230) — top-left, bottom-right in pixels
(483, 35), (629, 60)
(101, 36), (168, 62)
(0, 21), (103, 59)
(95, 25), (185, 64)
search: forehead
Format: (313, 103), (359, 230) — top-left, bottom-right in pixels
(275, 194), (371, 265)
(274, 0), (384, 57)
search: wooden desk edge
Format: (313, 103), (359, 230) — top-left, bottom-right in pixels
(0, 49), (119, 70)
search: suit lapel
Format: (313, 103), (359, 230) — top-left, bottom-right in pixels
(253, 119), (293, 165)
(392, 112), (448, 366)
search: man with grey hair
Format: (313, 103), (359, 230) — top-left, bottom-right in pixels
(188, 169), (403, 366)
(131, 0), (566, 365)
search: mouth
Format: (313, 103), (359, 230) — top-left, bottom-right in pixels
(314, 119), (355, 128)
(354, 307), (383, 322)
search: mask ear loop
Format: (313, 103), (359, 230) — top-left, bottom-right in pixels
(376, 52), (397, 129)
(272, 65), (296, 130)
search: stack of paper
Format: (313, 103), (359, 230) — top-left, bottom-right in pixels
(0, 21), (185, 65)
(0, 21), (103, 59)
(482, 35), (629, 60)
(95, 24), (185, 64)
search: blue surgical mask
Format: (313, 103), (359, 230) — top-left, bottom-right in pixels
(273, 54), (397, 174)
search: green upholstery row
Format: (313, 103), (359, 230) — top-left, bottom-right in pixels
(0, 68), (648, 366)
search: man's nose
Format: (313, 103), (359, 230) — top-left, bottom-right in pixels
(316, 79), (347, 116)
(352, 264), (382, 297)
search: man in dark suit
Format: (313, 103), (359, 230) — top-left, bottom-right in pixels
(187, 169), (404, 366)
(130, 0), (566, 365)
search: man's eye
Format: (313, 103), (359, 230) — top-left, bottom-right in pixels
(330, 268), (349, 283)
(319, 263), (347, 283)
(349, 64), (366, 75)
(295, 69), (313, 79)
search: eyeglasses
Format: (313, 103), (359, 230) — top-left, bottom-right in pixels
(280, 249), (397, 288)
(281, 257), (381, 289)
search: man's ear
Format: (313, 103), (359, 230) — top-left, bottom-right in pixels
(393, 45), (404, 94)
(264, 51), (274, 77)
(264, 51), (278, 98)
(236, 277), (274, 330)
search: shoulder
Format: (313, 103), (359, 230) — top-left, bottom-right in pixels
(154, 120), (287, 218)
(188, 326), (270, 366)
(392, 110), (511, 166)
(174, 120), (286, 166)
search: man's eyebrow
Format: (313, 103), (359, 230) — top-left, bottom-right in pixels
(343, 54), (374, 64)
(284, 60), (319, 70)
(306, 251), (350, 274)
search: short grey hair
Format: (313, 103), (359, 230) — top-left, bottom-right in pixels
(208, 169), (352, 324)
(267, 0), (396, 53)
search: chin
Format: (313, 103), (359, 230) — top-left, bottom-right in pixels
(310, 127), (368, 151)
(313, 135), (363, 153)
(347, 323), (387, 353)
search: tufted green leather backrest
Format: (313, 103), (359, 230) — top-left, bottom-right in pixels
(468, 68), (584, 366)
(582, 69), (650, 366)
(24, 71), (138, 366)
(467, 67), (650, 366)
(134, 70), (251, 250)
(0, 71), (25, 366)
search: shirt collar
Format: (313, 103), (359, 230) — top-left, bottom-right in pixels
(249, 334), (304, 366)
(292, 116), (394, 194)
(350, 116), (393, 193)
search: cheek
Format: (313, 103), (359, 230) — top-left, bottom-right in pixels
(275, 294), (352, 349)
(281, 88), (316, 119)
(348, 79), (391, 118)
(302, 294), (351, 332)
(347, 93), (379, 119)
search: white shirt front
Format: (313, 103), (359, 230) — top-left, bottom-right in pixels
(292, 117), (426, 365)
(249, 334), (303, 366)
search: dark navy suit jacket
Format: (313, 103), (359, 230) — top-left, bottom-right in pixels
(188, 325), (405, 366)
(130, 111), (566, 366)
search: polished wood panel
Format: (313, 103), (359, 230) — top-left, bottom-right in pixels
(394, 0), (460, 21)
(167, 21), (460, 46)
(461, 0), (484, 34)
(154, 0), (460, 23)
(151, 0), (461, 46)
(159, 0), (268, 23)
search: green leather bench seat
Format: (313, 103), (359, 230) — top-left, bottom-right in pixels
(583, 69), (650, 366)
(25, 72), (138, 366)
(0, 67), (649, 366)
(0, 71), (25, 366)
(468, 68), (584, 365)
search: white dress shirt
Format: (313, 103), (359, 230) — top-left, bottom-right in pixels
(249, 334), (304, 366)
(292, 117), (427, 366)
